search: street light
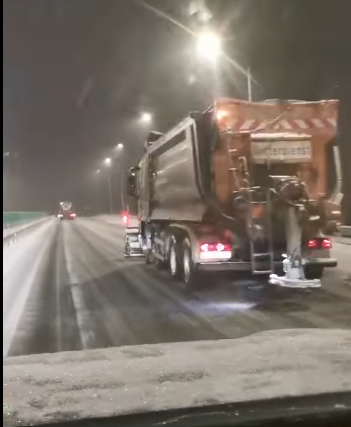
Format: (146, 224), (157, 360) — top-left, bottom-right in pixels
(140, 112), (152, 123)
(196, 31), (221, 63)
(195, 30), (253, 100)
(116, 143), (124, 150)
(188, 74), (197, 85)
(104, 157), (112, 166)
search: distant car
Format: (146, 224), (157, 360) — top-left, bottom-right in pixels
(124, 227), (143, 257)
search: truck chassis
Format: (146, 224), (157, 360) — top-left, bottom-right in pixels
(140, 220), (336, 289)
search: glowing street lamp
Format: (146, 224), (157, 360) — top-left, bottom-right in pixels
(196, 31), (221, 63)
(140, 112), (152, 123)
(104, 157), (112, 166)
(116, 143), (124, 150)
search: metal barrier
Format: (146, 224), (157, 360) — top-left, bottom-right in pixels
(340, 226), (351, 238)
(3, 212), (48, 239)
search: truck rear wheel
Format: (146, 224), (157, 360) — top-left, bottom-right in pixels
(169, 239), (182, 279)
(182, 238), (201, 290)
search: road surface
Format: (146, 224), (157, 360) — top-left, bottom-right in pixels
(3, 217), (351, 357)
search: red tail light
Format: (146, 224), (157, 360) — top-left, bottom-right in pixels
(307, 238), (332, 249)
(322, 238), (332, 249)
(122, 210), (130, 223)
(307, 239), (318, 248)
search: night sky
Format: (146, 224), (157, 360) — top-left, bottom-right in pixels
(3, 0), (351, 215)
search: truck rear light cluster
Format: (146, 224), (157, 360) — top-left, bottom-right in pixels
(321, 238), (332, 249)
(200, 242), (232, 261)
(200, 243), (231, 252)
(307, 239), (318, 248)
(307, 238), (332, 249)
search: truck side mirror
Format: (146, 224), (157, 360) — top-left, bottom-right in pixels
(127, 168), (138, 198)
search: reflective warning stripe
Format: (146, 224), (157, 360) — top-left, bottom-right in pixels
(231, 118), (336, 132)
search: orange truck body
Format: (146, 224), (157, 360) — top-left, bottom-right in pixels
(211, 98), (341, 227)
(212, 98), (338, 202)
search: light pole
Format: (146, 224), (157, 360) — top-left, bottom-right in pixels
(114, 144), (125, 211)
(246, 66), (253, 102)
(104, 158), (113, 214)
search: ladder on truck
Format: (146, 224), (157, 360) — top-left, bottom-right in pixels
(240, 157), (274, 274)
(227, 146), (274, 274)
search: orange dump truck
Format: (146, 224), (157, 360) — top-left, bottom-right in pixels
(127, 98), (341, 288)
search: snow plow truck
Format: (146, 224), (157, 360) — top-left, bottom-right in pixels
(126, 98), (342, 288)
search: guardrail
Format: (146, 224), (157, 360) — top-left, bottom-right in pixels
(3, 212), (48, 240)
(340, 226), (351, 238)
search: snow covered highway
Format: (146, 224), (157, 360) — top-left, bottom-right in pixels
(3, 216), (351, 357)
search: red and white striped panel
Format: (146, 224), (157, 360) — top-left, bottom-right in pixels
(229, 117), (337, 132)
(214, 98), (339, 134)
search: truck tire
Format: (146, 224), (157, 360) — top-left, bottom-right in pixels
(151, 242), (166, 270)
(169, 239), (182, 279)
(145, 248), (153, 265)
(182, 238), (201, 289)
(153, 253), (165, 269)
(304, 266), (324, 280)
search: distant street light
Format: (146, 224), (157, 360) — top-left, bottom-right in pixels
(104, 157), (112, 166)
(188, 74), (197, 85)
(196, 31), (221, 63)
(116, 143), (124, 150)
(140, 112), (152, 123)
